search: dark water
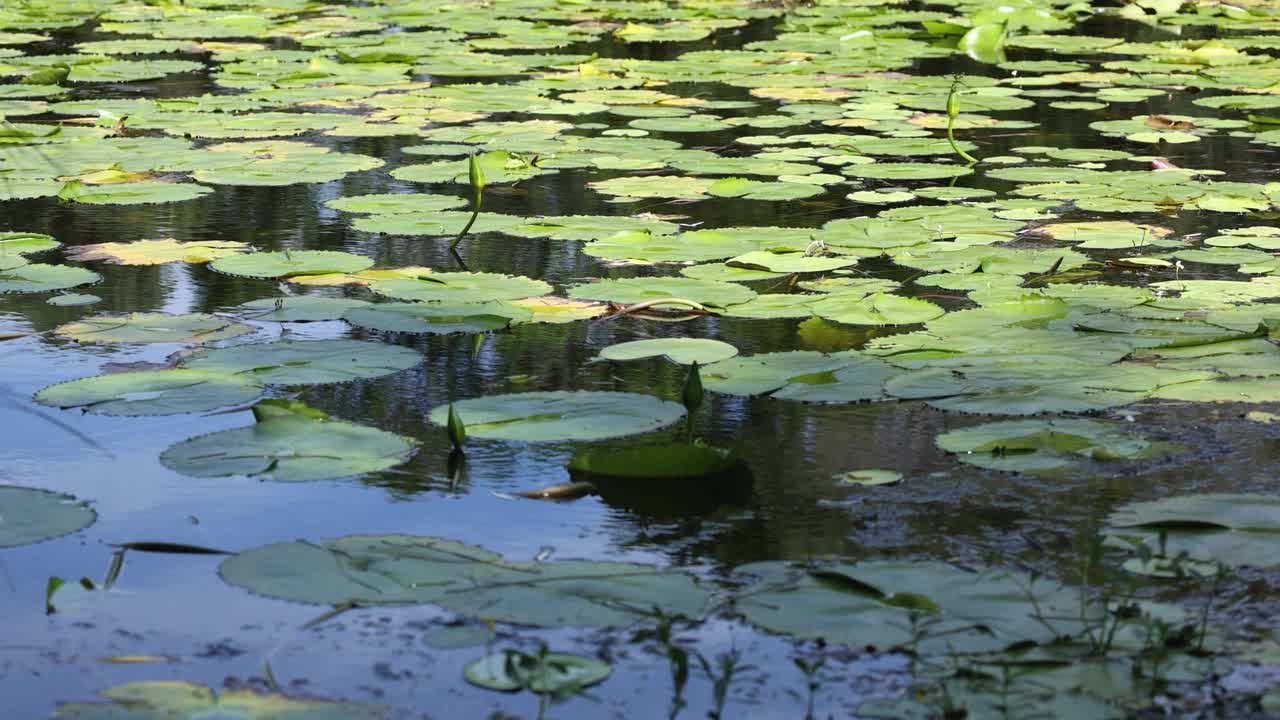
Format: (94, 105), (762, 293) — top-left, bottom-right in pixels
(3, 14), (1280, 720)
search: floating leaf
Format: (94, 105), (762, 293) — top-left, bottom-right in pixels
(599, 338), (738, 365)
(56, 313), (255, 344)
(834, 469), (902, 487)
(365, 272), (551, 303)
(812, 293), (945, 326)
(0, 487), (95, 548)
(567, 443), (737, 479)
(211, 250), (373, 279)
(734, 560), (1099, 655)
(47, 294), (99, 307)
(343, 302), (525, 334)
(464, 652), (611, 693)
(66, 239), (250, 266)
(567, 277), (755, 308)
(219, 535), (711, 626)
(0, 264), (99, 294)
(182, 339), (421, 385)
(236, 296), (371, 322)
(52, 682), (387, 719)
(324, 193), (467, 214)
(35, 369), (263, 416)
(428, 391), (685, 442)
(67, 182), (213, 205)
(1105, 494), (1280, 570)
(161, 407), (416, 482)
(936, 419), (1181, 474)
(0, 231), (58, 260)
(703, 351), (896, 402)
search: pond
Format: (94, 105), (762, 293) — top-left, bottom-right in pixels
(3, 0), (1280, 718)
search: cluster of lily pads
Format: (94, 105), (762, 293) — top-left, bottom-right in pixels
(6, 0), (1280, 715)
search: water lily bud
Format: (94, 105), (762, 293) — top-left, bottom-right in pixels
(447, 402), (466, 450)
(468, 152), (486, 193)
(682, 361), (703, 416)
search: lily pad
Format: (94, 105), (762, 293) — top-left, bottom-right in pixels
(567, 277), (755, 308)
(0, 231), (58, 260)
(365, 272), (551, 303)
(237, 297), (372, 322)
(343, 302), (525, 334)
(733, 560), (1096, 655)
(35, 369), (263, 417)
(51, 682), (387, 719)
(936, 419), (1180, 474)
(835, 469), (903, 486)
(599, 338), (738, 365)
(46, 294), (99, 307)
(66, 239), (251, 266)
(1105, 494), (1280, 570)
(182, 339), (421, 385)
(219, 534), (711, 626)
(211, 250), (373, 279)
(55, 313), (255, 345)
(161, 405), (416, 482)
(811, 292), (945, 326)
(0, 264), (99, 294)
(0, 487), (95, 548)
(324, 193), (468, 214)
(567, 443), (738, 479)
(464, 652), (610, 693)
(429, 391), (685, 442)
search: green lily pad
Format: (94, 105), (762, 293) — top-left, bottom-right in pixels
(835, 469), (902, 486)
(46, 294), (99, 307)
(161, 405), (416, 482)
(55, 313), (255, 345)
(567, 277), (755, 308)
(844, 163), (974, 181)
(429, 391), (685, 442)
(464, 652), (611, 693)
(0, 263), (99, 294)
(365, 272), (551, 303)
(885, 362), (1212, 415)
(0, 487), (95, 548)
(725, 250), (857, 274)
(936, 419), (1180, 474)
(1151, 376), (1280, 403)
(811, 292), (945, 326)
(733, 560), (1096, 655)
(237, 297), (372, 322)
(0, 231), (58, 260)
(343, 302), (525, 334)
(703, 351), (897, 403)
(325, 193), (469, 214)
(599, 338), (738, 365)
(34, 369), (263, 417)
(1105, 494), (1280, 570)
(182, 339), (421, 385)
(51, 682), (387, 719)
(211, 250), (373, 279)
(54, 311), (252, 345)
(392, 150), (553, 185)
(65, 182), (213, 205)
(219, 534), (711, 626)
(567, 443), (738, 479)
